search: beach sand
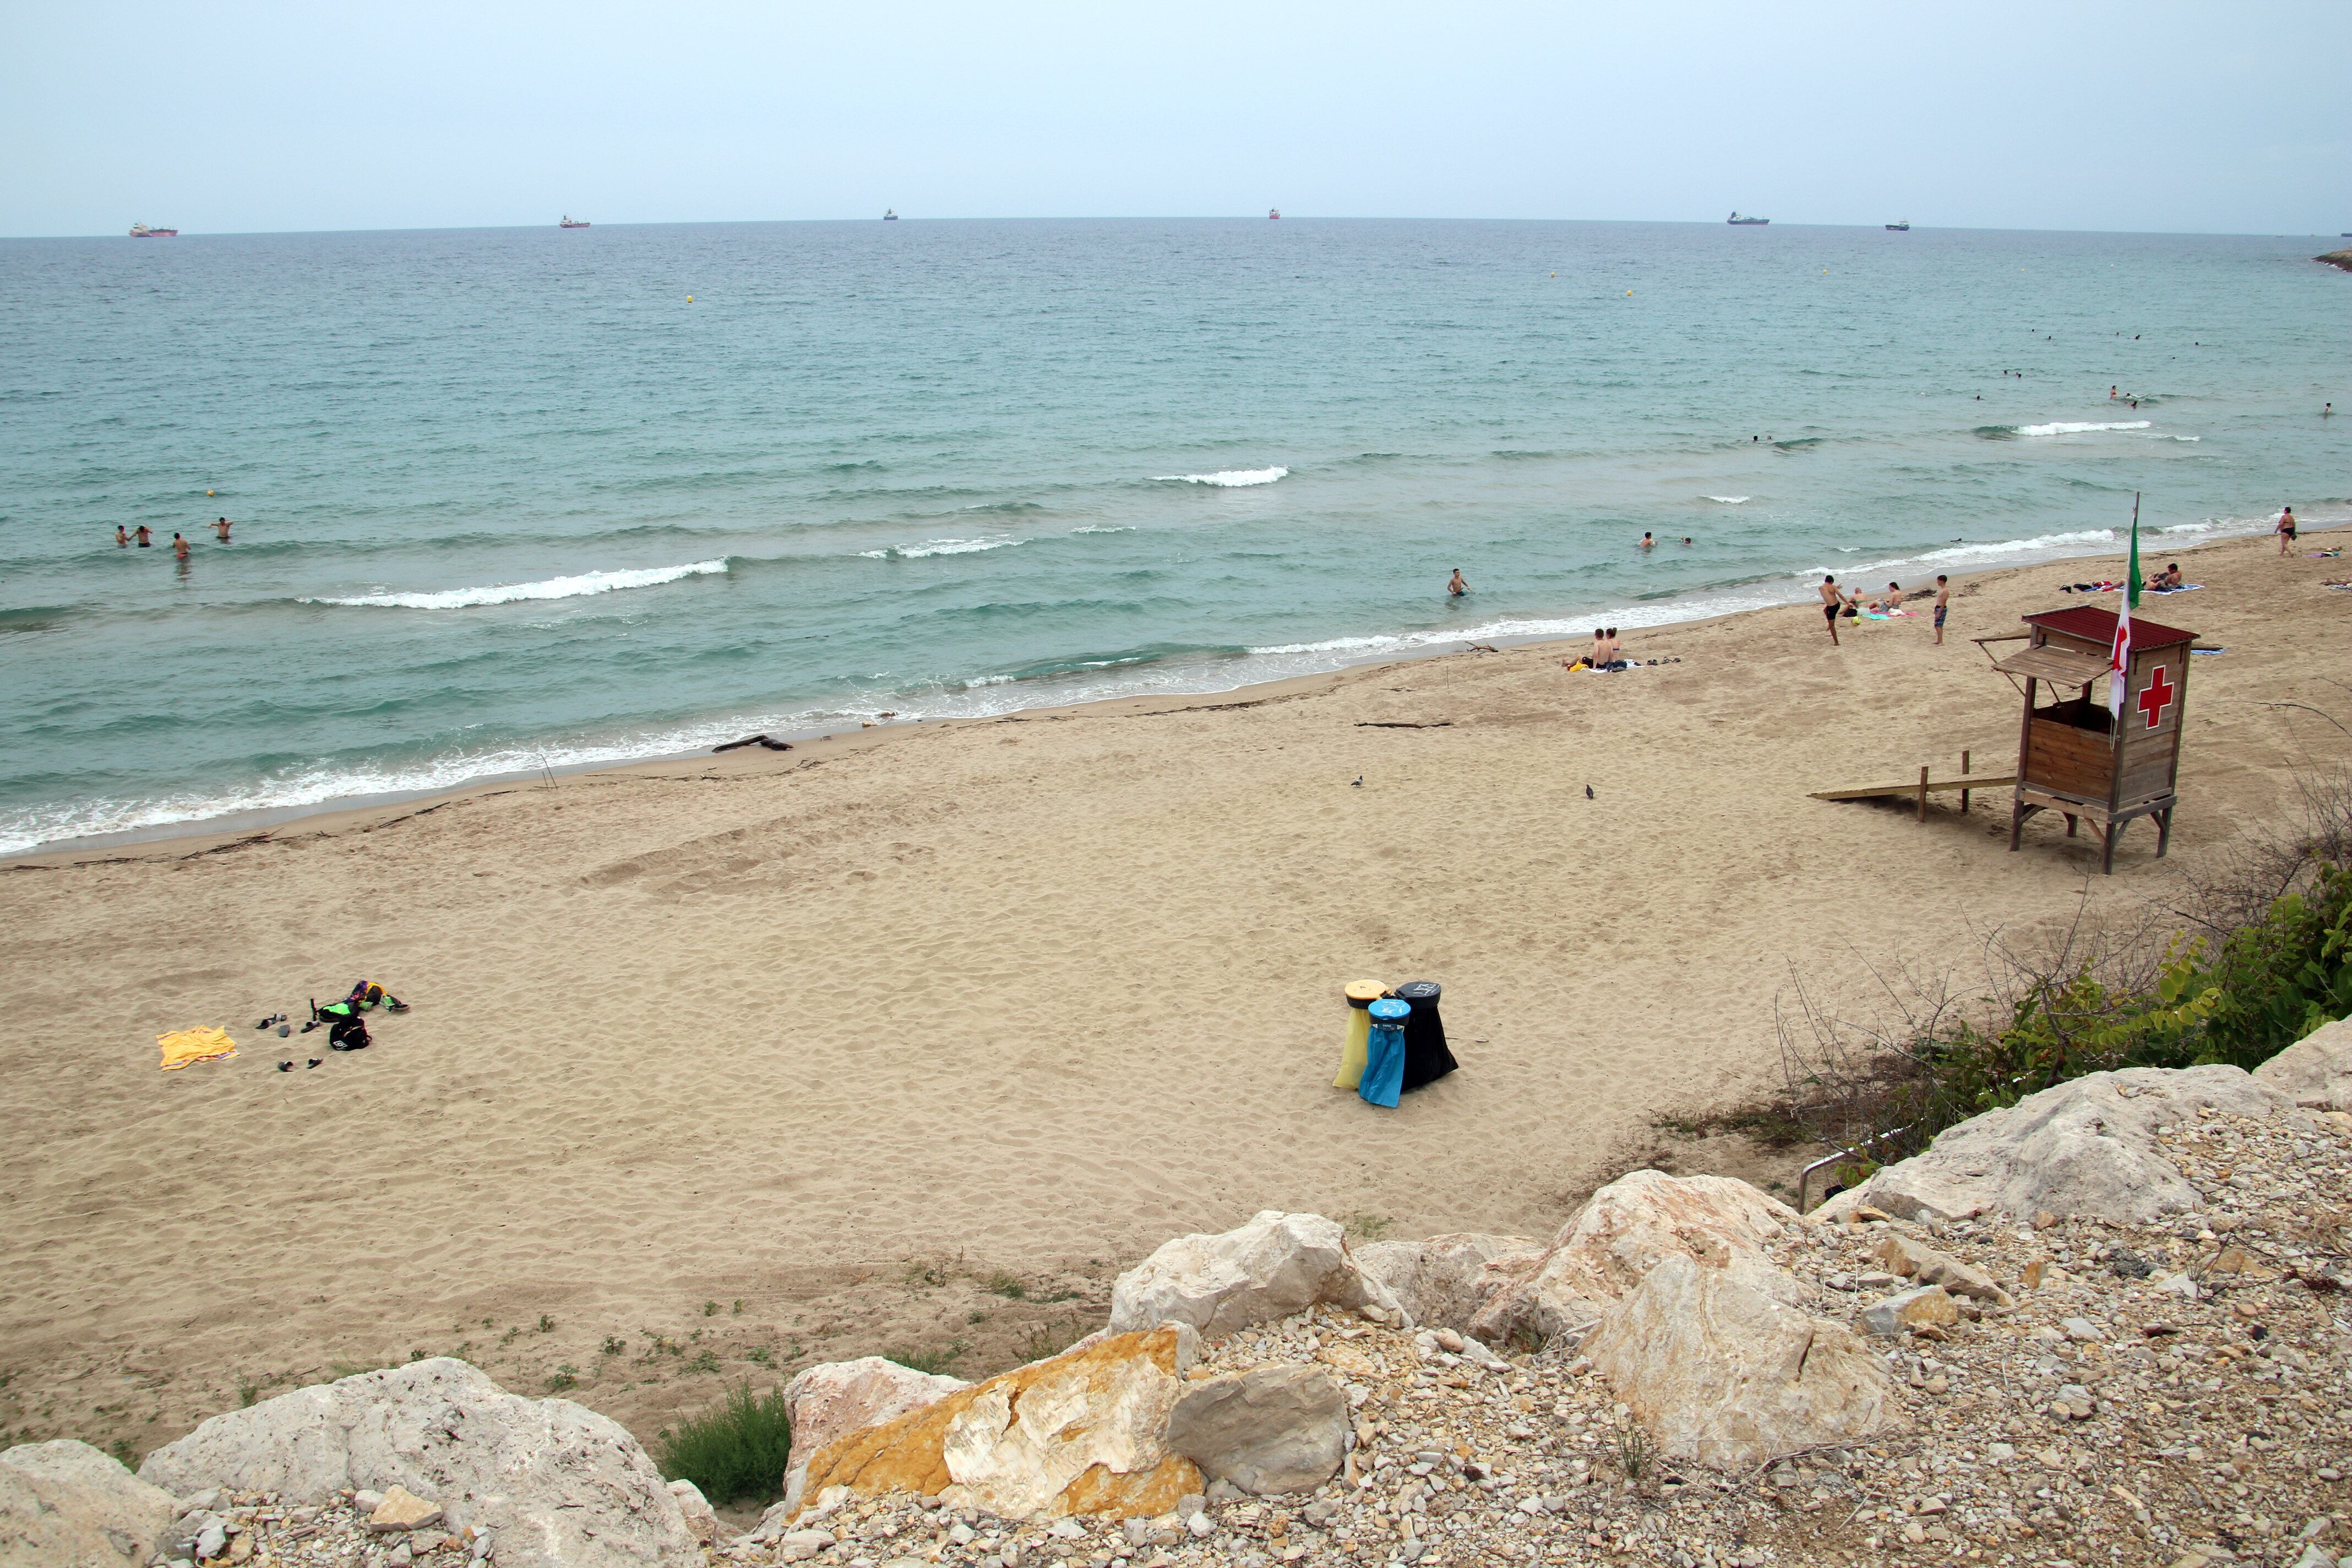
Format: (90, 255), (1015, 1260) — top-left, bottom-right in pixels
(4, 530), (2347, 1462)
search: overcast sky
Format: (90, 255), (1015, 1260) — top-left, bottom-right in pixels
(4, 1), (2346, 238)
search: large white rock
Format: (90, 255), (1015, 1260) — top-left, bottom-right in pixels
(1818, 1065), (2295, 1226)
(1163, 1366), (1348, 1495)
(1107, 1211), (1402, 1336)
(2256, 1017), (2352, 1110)
(1352, 1234), (1545, 1333)
(0, 1440), (182, 1567)
(1584, 1255), (1909, 1470)
(792, 1329), (1203, 1523)
(779, 1357), (970, 1516)
(135, 1358), (698, 1568)
(1467, 1172), (1801, 1348)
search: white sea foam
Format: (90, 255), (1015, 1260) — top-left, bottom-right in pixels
(859, 537), (1025, 559)
(1704, 495), (1751, 504)
(1155, 466), (1288, 487)
(2013, 420), (2151, 437)
(1907, 529), (2115, 565)
(1070, 525), (1136, 534)
(305, 559), (727, 609)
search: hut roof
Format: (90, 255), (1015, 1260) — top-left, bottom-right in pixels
(2021, 605), (2197, 651)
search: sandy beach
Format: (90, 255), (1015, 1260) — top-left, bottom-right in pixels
(5, 529), (2349, 1469)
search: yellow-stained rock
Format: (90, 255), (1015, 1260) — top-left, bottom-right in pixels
(791, 1329), (1202, 1522)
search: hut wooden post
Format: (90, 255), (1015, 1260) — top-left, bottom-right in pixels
(1960, 750), (1972, 814)
(1917, 766), (1929, 823)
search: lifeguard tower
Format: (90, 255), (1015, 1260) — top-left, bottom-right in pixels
(1988, 605), (2196, 873)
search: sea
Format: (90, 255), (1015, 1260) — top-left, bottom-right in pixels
(2, 219), (2346, 854)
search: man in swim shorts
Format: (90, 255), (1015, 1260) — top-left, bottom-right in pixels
(213, 516), (231, 542)
(1933, 575), (1950, 645)
(1820, 575), (1842, 646)
(172, 532), (190, 562)
(1447, 569), (1469, 596)
(2278, 507), (2297, 554)
(133, 524), (152, 547)
(115, 526), (128, 547)
(1638, 532), (1654, 550)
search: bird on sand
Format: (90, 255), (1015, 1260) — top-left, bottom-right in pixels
(1585, 784), (1595, 799)
(1352, 776), (1364, 787)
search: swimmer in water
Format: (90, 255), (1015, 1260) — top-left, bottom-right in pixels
(1680, 537), (1694, 546)
(1447, 568), (1469, 597)
(115, 526), (128, 548)
(213, 516), (231, 542)
(1638, 532), (1654, 550)
(172, 532), (190, 562)
(133, 524), (153, 548)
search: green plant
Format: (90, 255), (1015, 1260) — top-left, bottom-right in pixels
(546, 1365), (580, 1392)
(236, 1375), (260, 1408)
(1344, 1212), (1394, 1242)
(985, 1272), (1027, 1300)
(537, 1314), (556, 1333)
(600, 1336), (627, 1357)
(733, 1299), (745, 1315)
(703, 1300), (719, 1317)
(687, 1349), (721, 1375)
(745, 1346), (772, 1366)
(109, 1436), (138, 1468)
(901, 1260), (950, 1290)
(1610, 1419), (1652, 1482)
(655, 1385), (792, 1508)
(891, 1342), (967, 1376)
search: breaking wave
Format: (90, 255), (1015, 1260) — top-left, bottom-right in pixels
(1154, 466), (1288, 487)
(1990, 420), (2153, 438)
(1703, 496), (1751, 504)
(859, 537), (1025, 559)
(304, 560), (728, 609)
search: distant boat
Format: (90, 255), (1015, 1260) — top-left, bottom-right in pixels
(1269, 208), (1281, 220)
(1886, 220), (1910, 231)
(883, 209), (899, 220)
(129, 223), (178, 238)
(559, 216), (590, 229)
(1727, 212), (1768, 226)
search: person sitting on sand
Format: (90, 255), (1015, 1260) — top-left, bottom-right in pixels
(1883, 580), (1905, 611)
(2148, 562), (2183, 591)
(1447, 568), (1469, 597)
(1606, 628), (1626, 669)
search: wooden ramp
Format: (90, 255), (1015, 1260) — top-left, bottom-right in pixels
(1810, 753), (2013, 821)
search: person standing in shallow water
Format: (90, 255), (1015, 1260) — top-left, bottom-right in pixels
(114, 526), (128, 548)
(172, 532), (190, 562)
(133, 524), (152, 547)
(213, 516), (231, 542)
(1447, 568), (1469, 597)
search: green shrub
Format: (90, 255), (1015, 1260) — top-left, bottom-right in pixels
(655, 1385), (792, 1507)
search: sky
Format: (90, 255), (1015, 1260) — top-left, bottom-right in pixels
(3, 1), (2347, 238)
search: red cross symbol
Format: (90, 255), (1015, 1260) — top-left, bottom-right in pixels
(2137, 665), (2175, 730)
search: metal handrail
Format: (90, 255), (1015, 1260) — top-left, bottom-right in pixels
(1795, 1122), (1916, 1215)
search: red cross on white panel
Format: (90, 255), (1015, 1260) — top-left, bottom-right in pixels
(2137, 665), (2176, 730)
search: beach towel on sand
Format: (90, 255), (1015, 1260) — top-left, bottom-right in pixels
(159, 1026), (238, 1071)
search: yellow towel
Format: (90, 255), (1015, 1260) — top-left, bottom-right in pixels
(159, 1026), (238, 1071)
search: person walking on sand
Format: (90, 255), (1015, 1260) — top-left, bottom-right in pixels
(1819, 575), (1842, 645)
(1447, 568), (1469, 597)
(2277, 506), (2297, 554)
(213, 516), (231, 542)
(133, 524), (152, 547)
(1932, 575), (1950, 645)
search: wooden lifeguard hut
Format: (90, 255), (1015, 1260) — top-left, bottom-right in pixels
(1988, 605), (2197, 873)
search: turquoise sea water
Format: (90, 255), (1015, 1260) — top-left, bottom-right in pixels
(2, 219), (2346, 854)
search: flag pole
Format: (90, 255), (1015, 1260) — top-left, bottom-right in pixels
(2108, 493), (2140, 722)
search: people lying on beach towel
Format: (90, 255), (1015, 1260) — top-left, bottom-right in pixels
(341, 979), (409, 1012)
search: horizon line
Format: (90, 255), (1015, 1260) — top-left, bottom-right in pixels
(8, 215), (2345, 242)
